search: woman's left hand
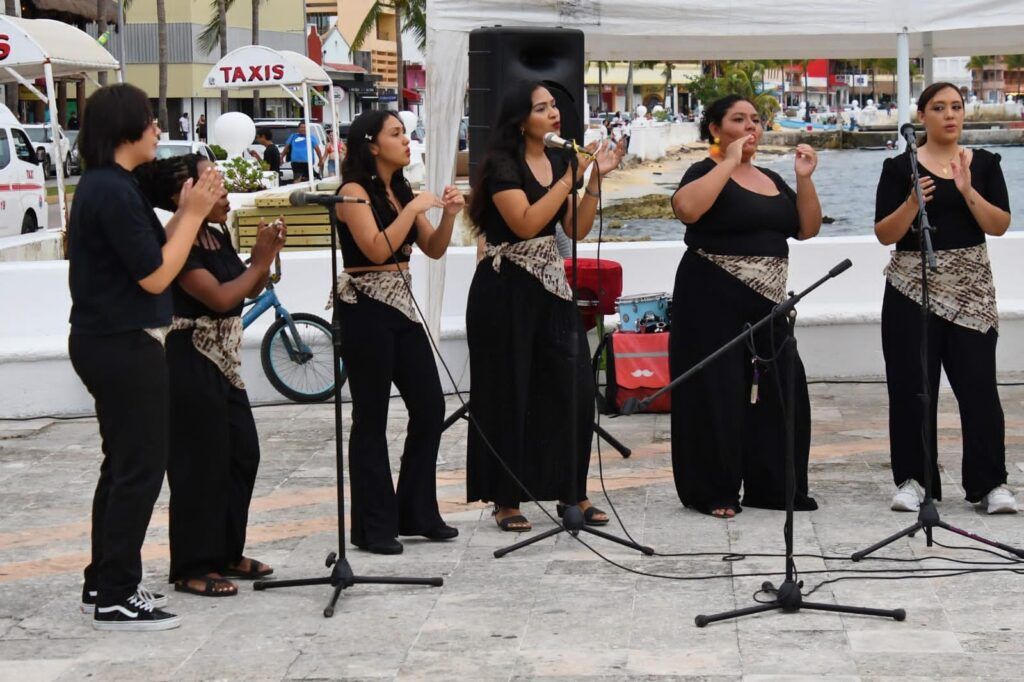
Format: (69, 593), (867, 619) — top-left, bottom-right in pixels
(794, 144), (817, 178)
(951, 147), (972, 196)
(594, 138), (628, 177)
(441, 185), (465, 216)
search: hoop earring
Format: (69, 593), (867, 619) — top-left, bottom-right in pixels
(709, 136), (721, 157)
(519, 128), (525, 136)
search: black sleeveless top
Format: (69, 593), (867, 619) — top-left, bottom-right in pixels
(874, 148), (1009, 252)
(479, 148), (570, 244)
(173, 227), (246, 319)
(336, 183), (418, 268)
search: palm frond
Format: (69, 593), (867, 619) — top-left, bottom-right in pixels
(196, 0), (235, 56)
(401, 0), (426, 52)
(350, 1), (385, 53)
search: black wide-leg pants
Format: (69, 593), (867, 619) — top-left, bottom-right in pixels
(669, 251), (816, 514)
(165, 330), (261, 582)
(465, 260), (594, 507)
(337, 294), (446, 547)
(70, 330), (169, 607)
(881, 282), (1006, 502)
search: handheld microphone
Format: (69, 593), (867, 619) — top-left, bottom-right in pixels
(899, 123), (918, 151)
(288, 190), (369, 207)
(543, 132), (593, 157)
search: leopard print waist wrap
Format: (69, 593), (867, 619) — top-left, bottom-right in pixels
(885, 243), (999, 334)
(696, 249), (789, 304)
(329, 270), (418, 323)
(170, 316), (245, 389)
(485, 235), (572, 301)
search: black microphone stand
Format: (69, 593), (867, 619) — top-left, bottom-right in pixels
(850, 134), (1024, 563)
(623, 261), (904, 626)
(253, 201), (443, 617)
(494, 151), (653, 559)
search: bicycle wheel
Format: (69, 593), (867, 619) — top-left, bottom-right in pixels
(260, 312), (345, 403)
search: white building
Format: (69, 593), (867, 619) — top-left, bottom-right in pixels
(932, 56), (972, 93)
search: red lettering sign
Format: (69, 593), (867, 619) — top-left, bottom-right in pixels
(271, 64), (285, 80)
(0, 35), (10, 61)
(218, 63), (287, 84)
(248, 65), (264, 81)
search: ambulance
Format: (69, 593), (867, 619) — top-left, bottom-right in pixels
(0, 104), (48, 237)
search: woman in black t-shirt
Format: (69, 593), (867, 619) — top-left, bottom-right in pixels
(873, 82), (1016, 515)
(68, 85), (221, 631)
(465, 81), (625, 532)
(669, 95), (823, 518)
(135, 154), (286, 596)
(333, 111), (464, 555)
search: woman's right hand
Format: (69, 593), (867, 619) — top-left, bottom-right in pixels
(178, 168), (223, 220)
(250, 220), (280, 268)
(723, 135), (752, 165)
(406, 190), (444, 215)
(907, 175), (935, 208)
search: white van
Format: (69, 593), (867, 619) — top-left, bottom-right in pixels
(0, 105), (48, 237)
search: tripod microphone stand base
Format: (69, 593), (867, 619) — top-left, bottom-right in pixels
(694, 578), (906, 628)
(254, 551), (444, 618)
(493, 505), (655, 558)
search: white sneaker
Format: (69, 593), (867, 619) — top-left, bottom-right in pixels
(891, 479), (925, 512)
(981, 486), (1019, 515)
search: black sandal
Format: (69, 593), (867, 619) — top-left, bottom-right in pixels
(556, 502), (610, 526)
(174, 576), (237, 597)
(493, 505), (531, 532)
(223, 557), (274, 579)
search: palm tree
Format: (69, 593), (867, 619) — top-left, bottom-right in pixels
(662, 61), (675, 111)
(251, 0), (266, 117)
(157, 0), (168, 129)
(4, 0), (18, 110)
(722, 64), (780, 126)
(966, 55), (992, 99)
(587, 61), (615, 112)
(96, 0), (109, 86)
(197, 0), (230, 114)
(351, 1), (427, 102)
(1006, 55), (1024, 96)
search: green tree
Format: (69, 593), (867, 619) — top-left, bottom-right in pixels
(351, 1), (427, 99)
(588, 61), (615, 112)
(1005, 55), (1024, 96)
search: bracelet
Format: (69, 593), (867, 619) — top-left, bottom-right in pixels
(584, 187), (600, 198)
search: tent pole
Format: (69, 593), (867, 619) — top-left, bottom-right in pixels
(44, 61), (67, 233)
(302, 84), (314, 188)
(896, 29), (911, 152)
(922, 31), (934, 88)
(328, 84), (340, 177)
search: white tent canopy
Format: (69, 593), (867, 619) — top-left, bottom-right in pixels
(204, 46), (339, 181)
(421, 1), (1024, 338)
(0, 15), (121, 231)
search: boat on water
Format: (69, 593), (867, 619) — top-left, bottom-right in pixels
(776, 118), (841, 131)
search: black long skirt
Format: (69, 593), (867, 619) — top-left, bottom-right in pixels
(465, 259), (594, 507)
(669, 250), (817, 513)
(166, 329), (261, 582)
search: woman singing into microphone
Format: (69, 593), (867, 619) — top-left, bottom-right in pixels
(465, 81), (625, 531)
(670, 94), (822, 518)
(334, 111), (464, 554)
(874, 81), (1016, 515)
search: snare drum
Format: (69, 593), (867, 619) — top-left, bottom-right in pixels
(616, 292), (671, 333)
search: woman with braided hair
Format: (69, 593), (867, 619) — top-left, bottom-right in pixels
(134, 154), (286, 596)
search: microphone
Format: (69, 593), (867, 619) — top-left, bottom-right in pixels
(288, 190), (369, 207)
(899, 123), (918, 151)
(828, 259), (853, 278)
(542, 132), (593, 157)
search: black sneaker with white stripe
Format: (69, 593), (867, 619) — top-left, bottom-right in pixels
(93, 588), (180, 631)
(81, 585), (168, 614)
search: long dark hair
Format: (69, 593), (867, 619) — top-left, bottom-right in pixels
(78, 83), (154, 169)
(341, 111), (414, 220)
(915, 81), (965, 146)
(467, 80), (545, 230)
(133, 153), (203, 212)
(698, 94), (755, 141)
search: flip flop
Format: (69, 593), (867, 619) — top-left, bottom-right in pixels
(174, 576), (237, 597)
(223, 557), (274, 579)
(556, 502), (611, 526)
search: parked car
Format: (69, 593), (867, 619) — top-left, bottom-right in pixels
(0, 105), (48, 237)
(23, 123), (72, 179)
(156, 139), (217, 162)
(250, 119), (327, 183)
(65, 129), (80, 174)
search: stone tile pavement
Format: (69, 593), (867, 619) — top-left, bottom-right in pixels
(1, 383), (1023, 680)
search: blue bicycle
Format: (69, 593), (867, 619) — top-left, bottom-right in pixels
(242, 258), (344, 402)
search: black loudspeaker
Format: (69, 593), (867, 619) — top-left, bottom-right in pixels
(468, 27), (585, 183)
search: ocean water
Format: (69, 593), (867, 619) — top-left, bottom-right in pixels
(600, 146), (1024, 241)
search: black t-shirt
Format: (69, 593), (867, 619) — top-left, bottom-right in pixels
(68, 165), (171, 335)
(173, 227), (247, 319)
(874, 148), (1010, 251)
(675, 157), (800, 257)
(263, 143), (281, 173)
(480, 148), (570, 244)
(337, 183), (417, 268)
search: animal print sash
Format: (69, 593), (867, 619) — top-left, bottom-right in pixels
(485, 235), (572, 301)
(330, 270), (418, 323)
(885, 243), (999, 334)
(170, 316), (245, 389)
(696, 249), (789, 304)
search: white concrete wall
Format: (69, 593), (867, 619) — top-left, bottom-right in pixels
(2, 234), (1024, 418)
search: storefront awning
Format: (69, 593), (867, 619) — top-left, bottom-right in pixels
(402, 87), (422, 104)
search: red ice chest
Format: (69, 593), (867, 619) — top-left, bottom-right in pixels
(564, 258), (623, 331)
(603, 331), (672, 414)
